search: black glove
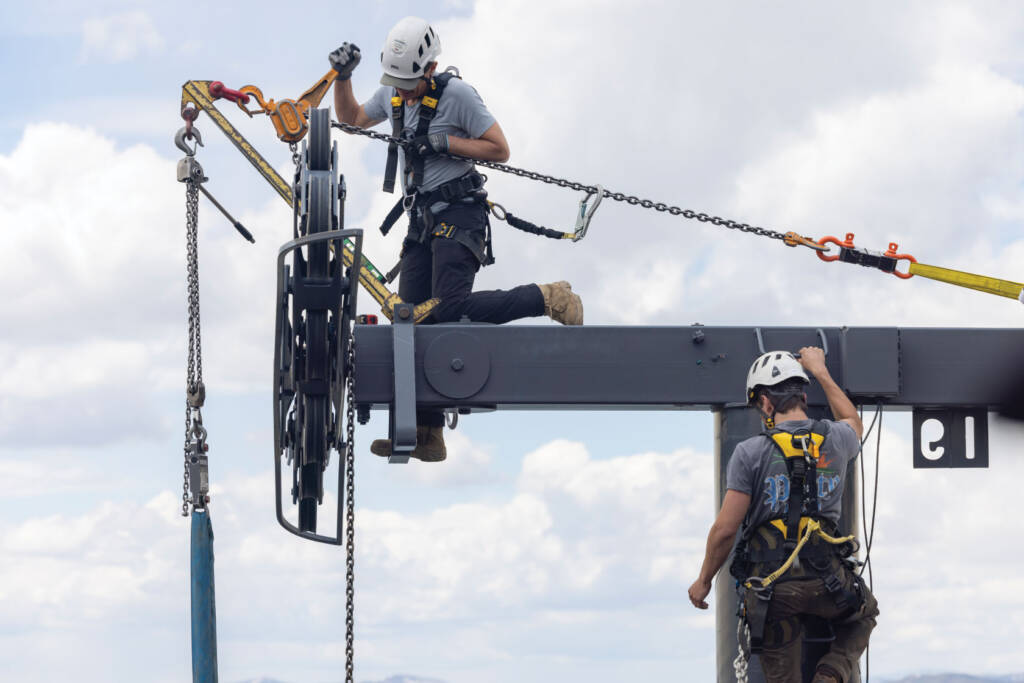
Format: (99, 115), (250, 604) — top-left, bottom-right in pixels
(328, 43), (361, 80)
(408, 133), (450, 158)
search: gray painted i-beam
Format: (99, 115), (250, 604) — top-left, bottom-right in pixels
(353, 324), (1022, 410)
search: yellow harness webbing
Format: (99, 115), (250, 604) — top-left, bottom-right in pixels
(742, 429), (857, 591)
(743, 517), (856, 591)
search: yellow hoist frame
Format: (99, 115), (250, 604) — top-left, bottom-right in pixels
(180, 79), (439, 323)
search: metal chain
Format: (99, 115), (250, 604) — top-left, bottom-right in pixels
(344, 335), (356, 683)
(331, 121), (791, 243)
(733, 619), (751, 683)
(183, 174), (202, 517)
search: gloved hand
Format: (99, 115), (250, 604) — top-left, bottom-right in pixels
(408, 132), (450, 158)
(328, 43), (361, 80)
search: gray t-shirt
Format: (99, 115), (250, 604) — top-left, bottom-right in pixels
(726, 419), (860, 529)
(365, 78), (497, 194)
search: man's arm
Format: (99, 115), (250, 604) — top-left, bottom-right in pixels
(333, 79), (382, 128)
(798, 346), (863, 440)
(688, 489), (750, 609)
(446, 121), (510, 162)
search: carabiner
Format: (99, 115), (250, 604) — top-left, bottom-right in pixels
(572, 185), (603, 242)
(488, 201), (508, 222)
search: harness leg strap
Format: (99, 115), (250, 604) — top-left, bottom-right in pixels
(745, 587), (773, 654)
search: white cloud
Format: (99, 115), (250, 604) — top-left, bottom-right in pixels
(0, 441), (716, 682)
(80, 11), (165, 63)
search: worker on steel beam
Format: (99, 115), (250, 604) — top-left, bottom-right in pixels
(329, 17), (583, 461)
(688, 347), (878, 683)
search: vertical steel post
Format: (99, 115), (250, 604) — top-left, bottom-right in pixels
(714, 405), (766, 683)
(713, 406), (861, 683)
(191, 509), (219, 683)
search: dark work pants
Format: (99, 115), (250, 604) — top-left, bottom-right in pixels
(397, 209), (545, 427)
(747, 565), (879, 682)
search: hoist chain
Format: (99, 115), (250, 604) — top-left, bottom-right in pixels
(331, 121), (791, 243)
(183, 171), (203, 517)
(733, 619), (751, 683)
(344, 335), (356, 683)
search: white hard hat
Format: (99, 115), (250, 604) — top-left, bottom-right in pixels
(746, 351), (809, 403)
(380, 16), (441, 90)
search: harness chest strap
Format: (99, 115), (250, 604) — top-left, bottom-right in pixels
(382, 96), (403, 193)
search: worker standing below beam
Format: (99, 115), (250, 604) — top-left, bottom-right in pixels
(689, 348), (878, 683)
(329, 16), (583, 462)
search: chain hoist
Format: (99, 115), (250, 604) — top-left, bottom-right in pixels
(178, 124), (209, 517)
(176, 121), (256, 516)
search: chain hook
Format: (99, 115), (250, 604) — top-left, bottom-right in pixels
(175, 126), (203, 157)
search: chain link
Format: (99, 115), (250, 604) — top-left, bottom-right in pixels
(183, 175), (202, 517)
(733, 618), (751, 683)
(344, 336), (356, 683)
(331, 121), (790, 243)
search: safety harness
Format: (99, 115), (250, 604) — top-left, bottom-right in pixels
(730, 421), (864, 653)
(378, 71), (495, 269)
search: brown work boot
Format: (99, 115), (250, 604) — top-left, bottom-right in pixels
(811, 665), (841, 683)
(370, 425), (447, 462)
(538, 281), (583, 325)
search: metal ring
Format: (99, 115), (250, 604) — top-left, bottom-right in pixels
(489, 202), (507, 221)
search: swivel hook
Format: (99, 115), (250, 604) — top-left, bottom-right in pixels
(175, 126), (204, 157)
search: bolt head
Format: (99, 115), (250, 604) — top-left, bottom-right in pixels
(451, 358), (464, 371)
(398, 307), (411, 319)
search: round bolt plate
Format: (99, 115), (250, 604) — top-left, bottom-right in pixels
(424, 332), (490, 399)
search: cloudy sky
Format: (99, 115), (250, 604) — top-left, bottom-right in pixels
(2, 1), (1024, 682)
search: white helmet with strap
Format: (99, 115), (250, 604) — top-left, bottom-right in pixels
(380, 16), (441, 90)
(746, 351), (809, 403)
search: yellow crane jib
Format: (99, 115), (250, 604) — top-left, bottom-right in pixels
(179, 78), (441, 322)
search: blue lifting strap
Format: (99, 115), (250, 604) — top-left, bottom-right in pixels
(191, 509), (219, 683)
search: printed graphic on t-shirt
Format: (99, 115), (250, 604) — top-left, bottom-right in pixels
(761, 454), (840, 516)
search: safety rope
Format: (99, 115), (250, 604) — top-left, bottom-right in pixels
(742, 519), (857, 592)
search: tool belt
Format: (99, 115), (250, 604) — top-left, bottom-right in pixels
(380, 171), (494, 266)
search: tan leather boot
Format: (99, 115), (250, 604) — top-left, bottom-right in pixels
(537, 281), (583, 325)
(370, 425), (447, 462)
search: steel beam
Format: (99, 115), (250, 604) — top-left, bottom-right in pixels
(353, 325), (1023, 410)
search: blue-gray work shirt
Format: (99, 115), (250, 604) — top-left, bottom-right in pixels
(364, 78), (497, 195)
(725, 419), (860, 529)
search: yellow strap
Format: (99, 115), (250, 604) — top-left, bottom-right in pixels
(743, 519), (855, 591)
(909, 262), (1024, 301)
